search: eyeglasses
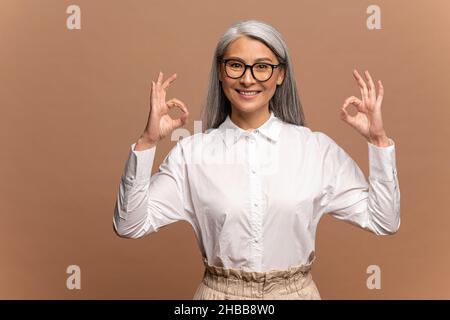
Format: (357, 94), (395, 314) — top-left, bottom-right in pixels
(220, 58), (283, 82)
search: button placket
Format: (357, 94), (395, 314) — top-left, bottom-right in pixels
(247, 135), (263, 270)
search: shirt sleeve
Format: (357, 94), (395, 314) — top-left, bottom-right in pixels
(316, 133), (401, 235)
(113, 141), (192, 239)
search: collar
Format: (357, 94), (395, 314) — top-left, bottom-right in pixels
(218, 111), (282, 147)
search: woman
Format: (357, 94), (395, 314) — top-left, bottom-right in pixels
(113, 20), (400, 300)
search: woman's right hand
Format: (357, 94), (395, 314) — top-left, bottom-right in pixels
(140, 71), (189, 144)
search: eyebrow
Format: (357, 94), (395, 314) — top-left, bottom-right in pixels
(224, 56), (274, 63)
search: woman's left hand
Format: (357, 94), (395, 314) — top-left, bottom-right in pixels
(340, 69), (391, 147)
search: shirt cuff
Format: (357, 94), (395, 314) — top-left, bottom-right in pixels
(368, 138), (397, 181)
(122, 142), (157, 182)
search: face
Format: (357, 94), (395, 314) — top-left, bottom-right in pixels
(219, 36), (285, 115)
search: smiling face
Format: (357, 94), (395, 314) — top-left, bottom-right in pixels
(219, 36), (285, 116)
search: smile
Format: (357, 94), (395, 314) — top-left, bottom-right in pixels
(235, 89), (261, 98)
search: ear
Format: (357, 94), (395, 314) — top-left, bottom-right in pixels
(276, 66), (285, 86)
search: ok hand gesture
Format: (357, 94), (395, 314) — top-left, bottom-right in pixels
(340, 69), (390, 147)
(140, 71), (189, 145)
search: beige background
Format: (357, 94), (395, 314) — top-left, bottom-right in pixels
(1, 0), (449, 299)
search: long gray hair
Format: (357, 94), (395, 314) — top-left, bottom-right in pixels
(201, 20), (306, 131)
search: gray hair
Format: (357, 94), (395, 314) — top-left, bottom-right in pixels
(201, 19), (306, 131)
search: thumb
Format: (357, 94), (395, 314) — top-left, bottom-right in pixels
(172, 113), (188, 130)
(340, 106), (358, 128)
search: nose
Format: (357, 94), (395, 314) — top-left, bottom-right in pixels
(239, 66), (256, 85)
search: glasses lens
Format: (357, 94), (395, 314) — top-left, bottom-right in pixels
(252, 63), (273, 81)
(225, 60), (245, 78)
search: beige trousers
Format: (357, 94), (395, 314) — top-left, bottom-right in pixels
(193, 257), (321, 300)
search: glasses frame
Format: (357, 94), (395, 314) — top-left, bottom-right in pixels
(220, 58), (284, 82)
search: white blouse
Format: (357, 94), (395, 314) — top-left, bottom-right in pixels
(113, 111), (400, 272)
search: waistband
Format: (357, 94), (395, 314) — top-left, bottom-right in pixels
(201, 257), (314, 282)
(199, 254), (316, 298)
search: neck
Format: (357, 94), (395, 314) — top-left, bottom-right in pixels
(230, 107), (271, 131)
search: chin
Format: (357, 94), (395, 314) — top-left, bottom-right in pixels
(232, 103), (266, 114)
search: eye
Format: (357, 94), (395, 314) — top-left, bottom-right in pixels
(256, 64), (269, 70)
(230, 62), (243, 68)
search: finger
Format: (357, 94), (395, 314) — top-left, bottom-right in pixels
(153, 77), (162, 110)
(156, 71), (171, 105)
(149, 80), (154, 99)
(151, 81), (158, 110)
(344, 95), (362, 104)
(340, 104), (350, 121)
(172, 116), (188, 129)
(344, 96), (365, 113)
(166, 101), (189, 122)
(364, 70), (376, 103)
(166, 99), (189, 128)
(156, 71), (163, 86)
(340, 104), (358, 127)
(353, 69), (368, 101)
(353, 69), (369, 102)
(376, 80), (384, 107)
(167, 98), (189, 115)
(155, 72), (165, 108)
(162, 73), (177, 90)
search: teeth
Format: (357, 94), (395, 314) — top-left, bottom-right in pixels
(239, 91), (259, 96)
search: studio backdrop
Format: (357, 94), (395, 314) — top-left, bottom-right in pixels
(1, 0), (449, 299)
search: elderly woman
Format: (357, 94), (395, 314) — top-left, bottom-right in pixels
(113, 20), (400, 300)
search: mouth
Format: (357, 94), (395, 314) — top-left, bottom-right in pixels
(235, 89), (262, 99)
